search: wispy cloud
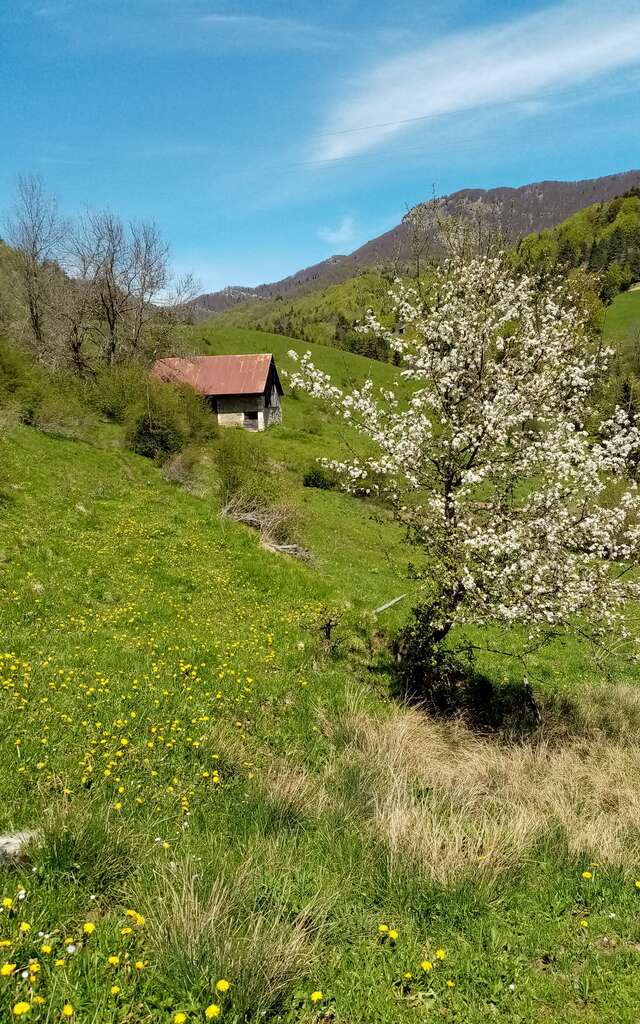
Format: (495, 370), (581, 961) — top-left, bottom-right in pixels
(314, 1), (640, 161)
(318, 215), (356, 247)
(199, 13), (344, 51)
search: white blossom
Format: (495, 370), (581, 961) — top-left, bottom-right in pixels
(288, 255), (640, 648)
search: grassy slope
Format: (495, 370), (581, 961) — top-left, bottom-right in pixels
(2, 320), (640, 1021)
(603, 288), (640, 347)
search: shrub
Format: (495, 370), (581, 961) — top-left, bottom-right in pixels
(161, 445), (201, 491)
(0, 337), (45, 407)
(87, 365), (149, 422)
(214, 428), (272, 505)
(303, 465), (337, 490)
(124, 381), (216, 462)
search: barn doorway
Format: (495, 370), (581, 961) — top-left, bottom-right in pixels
(243, 411), (259, 431)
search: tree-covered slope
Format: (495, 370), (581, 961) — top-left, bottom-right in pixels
(515, 192), (640, 300)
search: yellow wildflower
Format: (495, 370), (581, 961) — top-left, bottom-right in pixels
(215, 979), (230, 993)
(205, 1005), (221, 1020)
(446, 979), (456, 988)
(110, 986), (120, 996)
(12, 1004), (31, 1017)
(377, 923), (389, 934)
(18, 922), (31, 934)
(388, 929), (398, 941)
(435, 948), (446, 960)
(107, 955), (120, 966)
(1, 963), (17, 976)
(310, 991), (323, 1003)
(40, 945), (52, 954)
(174, 1014), (187, 1024)
(82, 923), (95, 935)
(2, 898), (13, 909)
(582, 871), (593, 880)
(62, 1005), (74, 1018)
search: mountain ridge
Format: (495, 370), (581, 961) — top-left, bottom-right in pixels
(191, 169), (640, 317)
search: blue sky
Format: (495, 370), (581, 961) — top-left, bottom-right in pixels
(2, 0), (640, 291)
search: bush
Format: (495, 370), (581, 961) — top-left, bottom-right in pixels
(161, 445), (202, 491)
(0, 337), (45, 407)
(303, 465), (337, 490)
(87, 365), (149, 422)
(214, 428), (275, 505)
(124, 380), (216, 462)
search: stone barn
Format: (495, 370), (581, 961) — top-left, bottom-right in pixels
(152, 353), (283, 431)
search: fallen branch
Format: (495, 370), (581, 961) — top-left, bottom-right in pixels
(374, 593), (407, 615)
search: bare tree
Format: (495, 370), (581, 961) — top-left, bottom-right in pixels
(71, 211), (190, 365)
(6, 175), (197, 373)
(6, 174), (63, 357)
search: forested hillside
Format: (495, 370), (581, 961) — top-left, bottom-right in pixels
(208, 193), (640, 362)
(515, 191), (640, 300)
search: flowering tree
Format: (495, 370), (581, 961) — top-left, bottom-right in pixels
(288, 255), (640, 658)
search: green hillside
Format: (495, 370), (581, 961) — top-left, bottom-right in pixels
(515, 192), (640, 301)
(3, 325), (640, 1021)
(209, 195), (640, 367)
(209, 273), (396, 359)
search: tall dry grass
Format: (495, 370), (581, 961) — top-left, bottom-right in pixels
(329, 689), (640, 885)
(138, 853), (323, 1017)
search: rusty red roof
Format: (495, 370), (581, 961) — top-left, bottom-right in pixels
(152, 354), (282, 397)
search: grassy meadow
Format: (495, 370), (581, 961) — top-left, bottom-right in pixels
(2, 297), (640, 1021)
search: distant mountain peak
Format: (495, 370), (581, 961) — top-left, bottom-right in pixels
(190, 169), (640, 318)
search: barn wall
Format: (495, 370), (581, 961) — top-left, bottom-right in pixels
(216, 394), (266, 431)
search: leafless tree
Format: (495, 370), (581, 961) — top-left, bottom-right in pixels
(6, 175), (200, 373)
(6, 174), (64, 357)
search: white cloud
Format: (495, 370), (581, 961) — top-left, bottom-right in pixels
(314, 1), (640, 161)
(318, 215), (356, 247)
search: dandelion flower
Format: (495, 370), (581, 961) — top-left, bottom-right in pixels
(19, 922), (31, 934)
(12, 1004), (31, 1017)
(310, 991), (323, 1003)
(107, 955), (120, 966)
(215, 979), (230, 993)
(634, 880), (640, 889)
(40, 945), (52, 954)
(446, 979), (456, 988)
(62, 1005), (74, 1018)
(205, 1005), (221, 1019)
(110, 986), (120, 996)
(435, 949), (446, 960)
(580, 919), (589, 929)
(377, 924), (389, 934)
(82, 923), (95, 935)
(582, 871), (593, 880)
(2, 898), (13, 909)
(1, 963), (16, 976)
(134, 960), (145, 970)
(388, 930), (398, 941)
(173, 1014), (187, 1024)
(421, 961), (433, 972)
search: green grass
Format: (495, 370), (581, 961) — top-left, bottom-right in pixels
(603, 288), (640, 351)
(2, 330), (640, 1022)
